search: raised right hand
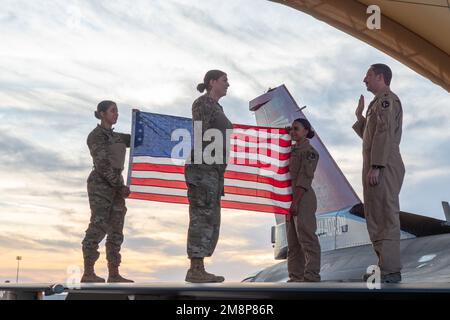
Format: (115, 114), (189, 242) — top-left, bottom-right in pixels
(355, 95), (364, 121)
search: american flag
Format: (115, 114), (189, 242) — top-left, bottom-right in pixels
(127, 111), (292, 214)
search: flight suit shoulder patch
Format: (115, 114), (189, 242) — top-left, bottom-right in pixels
(306, 151), (317, 161)
(381, 100), (390, 109)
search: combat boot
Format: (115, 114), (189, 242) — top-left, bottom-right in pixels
(287, 276), (304, 282)
(185, 258), (225, 283)
(107, 265), (134, 283)
(381, 272), (401, 283)
(81, 262), (105, 283)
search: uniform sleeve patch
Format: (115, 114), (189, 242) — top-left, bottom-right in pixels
(381, 100), (390, 108)
(307, 152), (317, 161)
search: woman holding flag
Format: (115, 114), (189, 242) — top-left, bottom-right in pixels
(184, 70), (233, 283)
(286, 118), (321, 282)
(81, 100), (133, 283)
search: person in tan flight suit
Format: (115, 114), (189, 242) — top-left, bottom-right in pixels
(286, 118), (321, 282)
(353, 64), (405, 283)
(81, 100), (133, 283)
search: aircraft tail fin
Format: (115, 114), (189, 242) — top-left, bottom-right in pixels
(443, 201), (450, 223)
(249, 84), (361, 217)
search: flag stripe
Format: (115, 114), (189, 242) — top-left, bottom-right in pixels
(130, 185), (291, 209)
(132, 157), (291, 180)
(131, 169), (292, 188)
(133, 156), (185, 165)
(230, 144), (290, 160)
(228, 158), (289, 174)
(129, 192), (289, 214)
(226, 164), (290, 180)
(221, 200), (289, 214)
(131, 177), (186, 189)
(230, 133), (292, 147)
(230, 151), (289, 167)
(131, 167), (292, 192)
(131, 178), (293, 201)
(133, 163), (184, 174)
(225, 178), (291, 194)
(232, 139), (292, 154)
(232, 123), (289, 132)
(130, 192), (188, 204)
(224, 186), (292, 202)
(223, 171), (291, 188)
(133, 160), (289, 175)
(231, 128), (290, 140)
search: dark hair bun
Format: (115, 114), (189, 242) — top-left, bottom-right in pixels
(95, 100), (116, 119)
(197, 83), (207, 93)
(293, 118), (315, 139)
(197, 70), (226, 93)
(307, 130), (315, 139)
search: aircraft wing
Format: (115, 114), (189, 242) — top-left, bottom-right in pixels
(271, 0), (450, 92)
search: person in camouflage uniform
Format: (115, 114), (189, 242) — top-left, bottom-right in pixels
(185, 70), (233, 283)
(81, 100), (133, 283)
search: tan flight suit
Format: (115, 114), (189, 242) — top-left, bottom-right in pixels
(287, 138), (321, 282)
(352, 87), (405, 275)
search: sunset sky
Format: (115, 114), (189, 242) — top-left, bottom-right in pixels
(1, 0), (449, 284)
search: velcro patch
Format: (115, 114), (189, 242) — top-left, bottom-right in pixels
(307, 152), (317, 161)
(382, 100), (390, 108)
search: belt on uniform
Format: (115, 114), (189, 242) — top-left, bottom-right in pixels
(92, 166), (123, 174)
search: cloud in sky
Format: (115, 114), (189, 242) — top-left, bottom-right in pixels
(0, 0), (449, 283)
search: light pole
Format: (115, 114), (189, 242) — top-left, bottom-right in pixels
(16, 256), (22, 283)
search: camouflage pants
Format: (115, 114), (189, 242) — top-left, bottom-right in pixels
(185, 164), (225, 258)
(82, 171), (127, 267)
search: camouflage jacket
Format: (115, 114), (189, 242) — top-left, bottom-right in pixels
(191, 94), (232, 164)
(87, 125), (130, 187)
